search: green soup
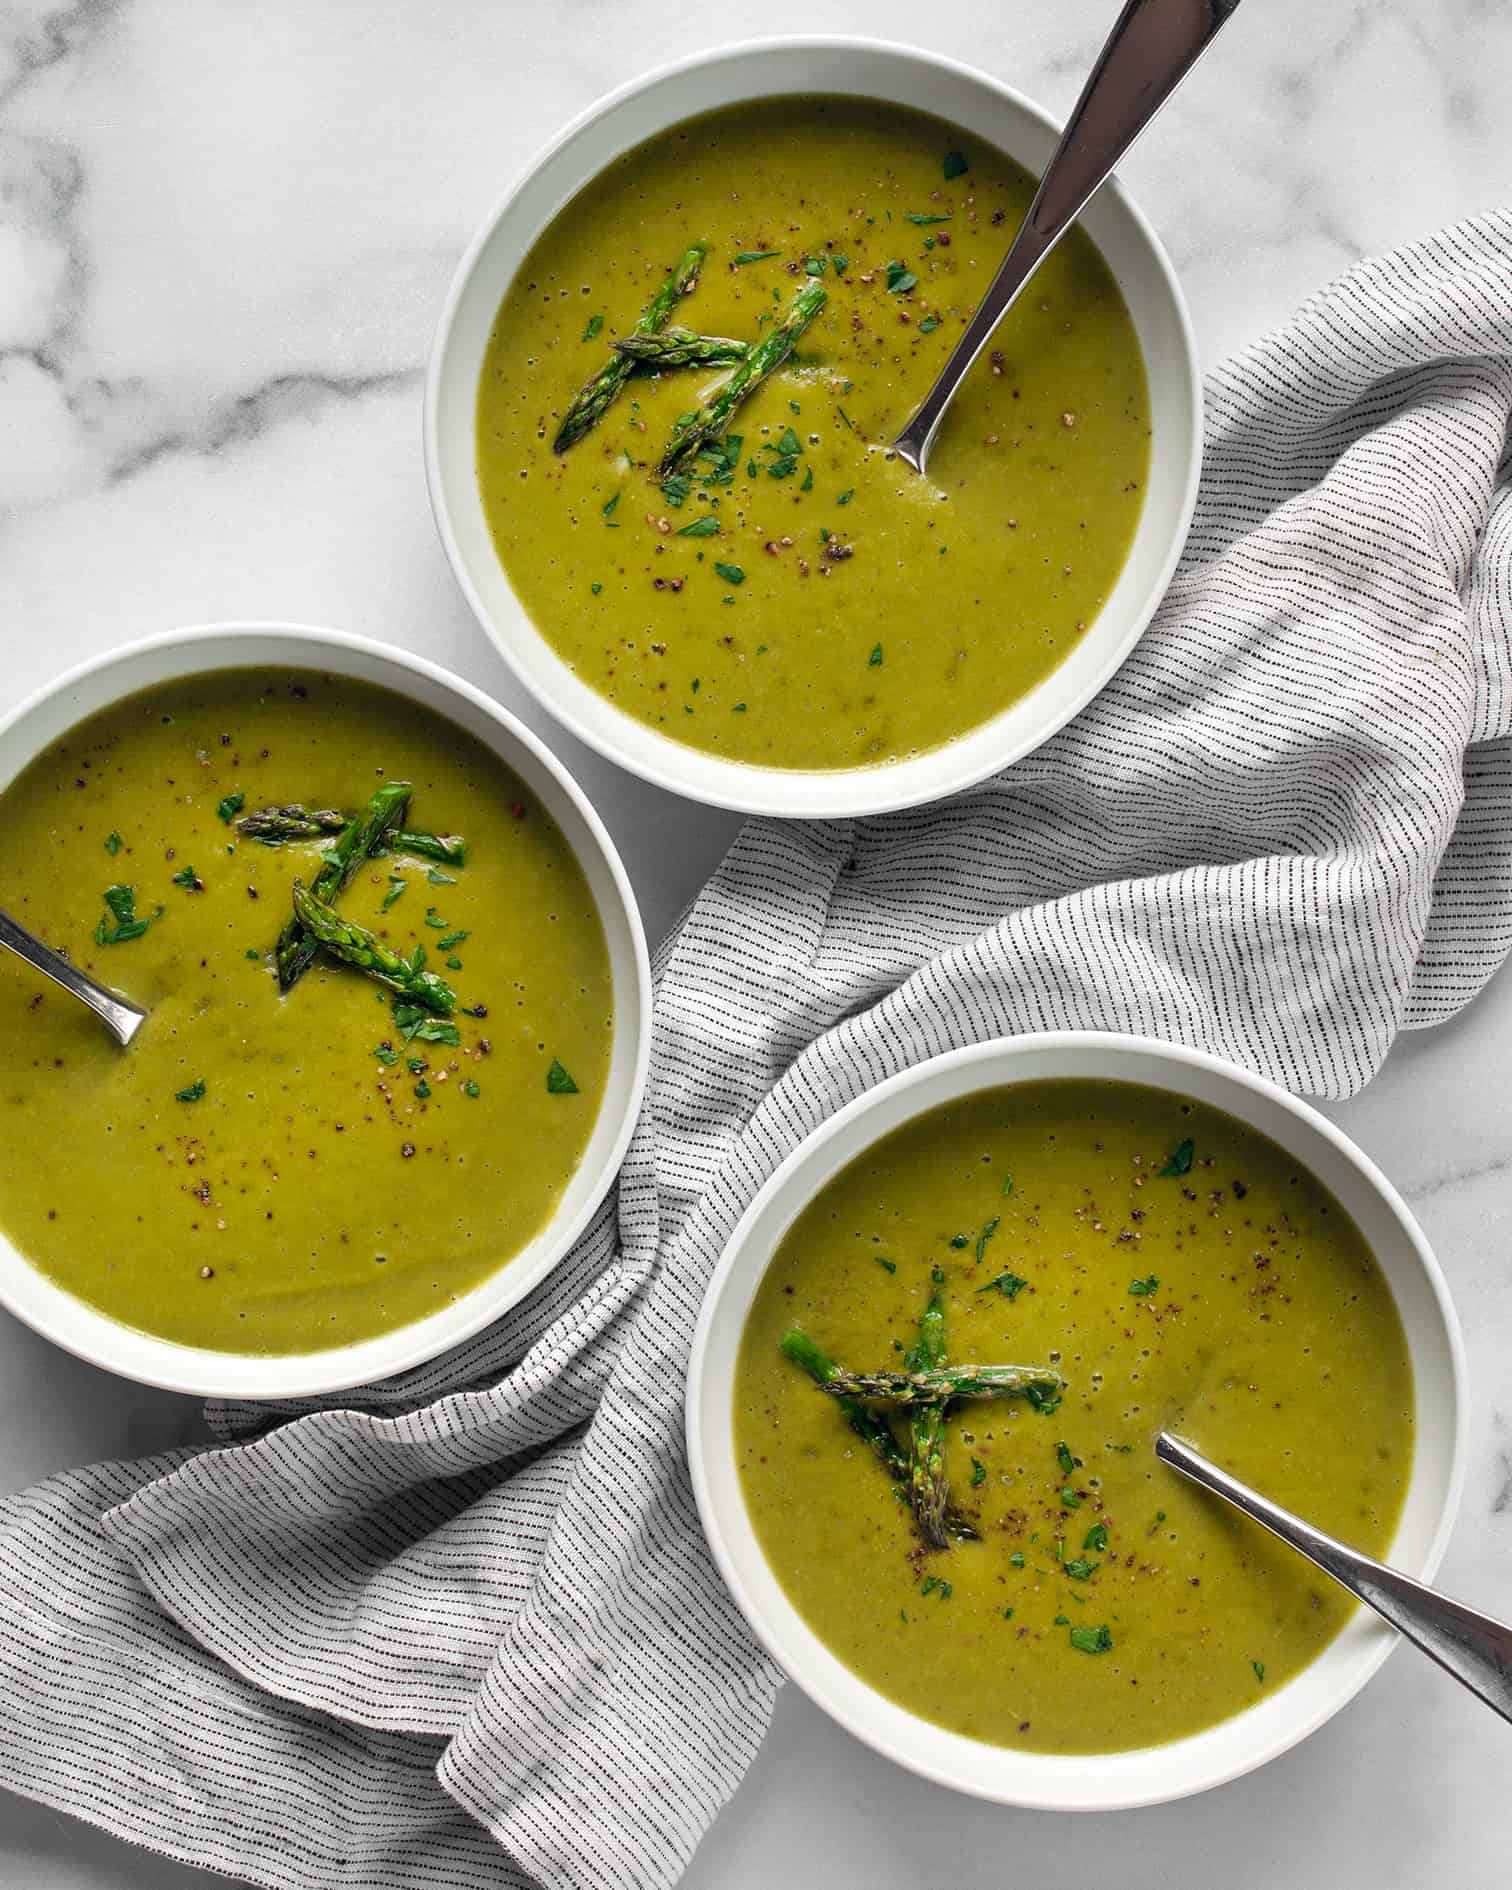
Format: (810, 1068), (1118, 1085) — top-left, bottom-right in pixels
(735, 1080), (1413, 1754)
(477, 96), (1150, 771)
(0, 670), (613, 1354)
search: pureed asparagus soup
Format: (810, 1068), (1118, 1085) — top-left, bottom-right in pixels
(0, 670), (613, 1354)
(477, 97), (1151, 770)
(735, 1080), (1414, 1754)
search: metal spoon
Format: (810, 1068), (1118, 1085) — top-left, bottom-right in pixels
(1157, 1431), (1512, 1724)
(893, 0), (1243, 475)
(0, 909), (147, 1046)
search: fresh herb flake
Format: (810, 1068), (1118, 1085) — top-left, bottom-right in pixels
(1056, 1441), (1076, 1476)
(546, 1058), (579, 1095)
(1070, 1624), (1114, 1655)
(975, 1216), (1000, 1262)
(582, 313), (604, 342)
(976, 1270), (1028, 1300)
(1084, 1522), (1109, 1553)
(174, 1078), (206, 1103)
(714, 561), (745, 585)
(803, 255), (827, 276)
(216, 793), (244, 824)
(170, 865), (203, 891)
(677, 514), (721, 538)
(1252, 1660), (1266, 1684)
(919, 313), (942, 334)
(1128, 1275), (1160, 1296)
(733, 249), (780, 265)
(905, 212), (953, 225)
(970, 1457), (987, 1488)
(885, 260), (918, 295)
(602, 490), (621, 520)
(1160, 1137), (1195, 1177)
(942, 150), (969, 180)
(104, 831), (122, 855)
(875, 1256), (897, 1274)
(426, 868), (456, 886)
(1026, 1382), (1062, 1416)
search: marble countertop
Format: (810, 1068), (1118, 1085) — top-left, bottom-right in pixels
(2, 0), (1510, 1883)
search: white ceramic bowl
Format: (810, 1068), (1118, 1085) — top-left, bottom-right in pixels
(687, 1034), (1466, 1809)
(0, 624), (652, 1400)
(426, 36), (1201, 819)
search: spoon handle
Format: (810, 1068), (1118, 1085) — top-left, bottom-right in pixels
(1156, 1431), (1512, 1724)
(893, 0), (1243, 473)
(0, 908), (147, 1046)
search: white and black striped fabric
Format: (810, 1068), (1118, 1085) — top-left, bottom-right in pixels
(4, 211), (1512, 1890)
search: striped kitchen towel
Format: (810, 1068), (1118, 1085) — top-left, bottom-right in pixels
(3, 209), (1512, 1890)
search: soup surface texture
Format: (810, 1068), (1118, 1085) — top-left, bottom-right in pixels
(735, 1080), (1413, 1754)
(478, 96), (1150, 770)
(0, 671), (612, 1354)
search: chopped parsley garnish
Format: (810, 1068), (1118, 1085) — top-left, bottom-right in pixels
(976, 1270), (1028, 1300)
(661, 473), (691, 509)
(1083, 1522), (1109, 1553)
(837, 407), (854, 429)
(406, 1056), (426, 1074)
(414, 1077), (431, 1100)
(733, 249), (780, 265)
(463, 1078), (481, 1098)
(1063, 1557), (1099, 1582)
(373, 1043), (399, 1066)
(919, 1576), (953, 1600)
(970, 1457), (987, 1488)
(803, 255), (827, 276)
(1061, 1486), (1083, 1510)
(170, 865), (204, 892)
(732, 702), (747, 713)
(104, 831), (122, 855)
(216, 793), (244, 823)
(392, 1002), (460, 1047)
(905, 212), (952, 225)
(174, 1078), (206, 1103)
(975, 1216), (1000, 1262)
(1026, 1382), (1062, 1416)
(832, 255), (848, 275)
(919, 313), (942, 334)
(885, 260), (918, 295)
(602, 490), (621, 519)
(437, 929), (470, 949)
(245, 948), (260, 961)
(582, 312), (604, 342)
(427, 867), (456, 886)
(1008, 1551), (1026, 1569)
(875, 1256), (897, 1274)
(94, 883), (154, 945)
(1160, 1136), (1195, 1176)
(677, 514), (721, 538)
(949, 1232), (970, 1250)
(423, 908), (449, 929)
(800, 464), (813, 492)
(1128, 1275), (1160, 1296)
(931, 1263), (945, 1284)
(1069, 1624), (1113, 1655)
(1252, 1660), (1266, 1684)
(867, 643), (883, 668)
(714, 561), (745, 585)
(382, 877), (407, 910)
(835, 489), (854, 508)
(546, 1058), (579, 1094)
(1056, 1441), (1076, 1476)
(942, 149), (969, 180)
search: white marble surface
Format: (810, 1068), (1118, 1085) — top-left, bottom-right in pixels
(2, 0), (1511, 1883)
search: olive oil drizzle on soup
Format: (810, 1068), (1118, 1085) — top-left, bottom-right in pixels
(735, 1081), (1414, 1754)
(0, 671), (613, 1355)
(477, 96), (1150, 771)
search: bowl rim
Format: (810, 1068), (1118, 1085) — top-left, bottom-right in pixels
(0, 620), (653, 1399)
(423, 33), (1204, 818)
(686, 1031), (1468, 1808)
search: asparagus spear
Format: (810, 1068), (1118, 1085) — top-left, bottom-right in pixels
(289, 881), (456, 1013)
(659, 283), (826, 475)
(907, 1293), (951, 1549)
(554, 241), (708, 453)
(240, 807), (467, 866)
(820, 1364), (1064, 1406)
(779, 1329), (978, 1542)
(239, 805), (347, 840)
(611, 327), (748, 369)
(274, 781), (411, 991)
